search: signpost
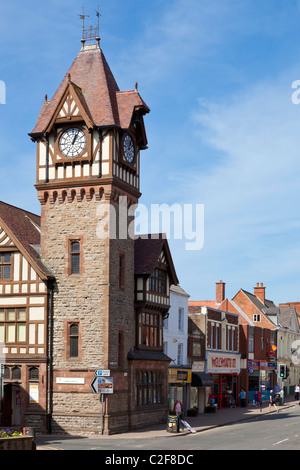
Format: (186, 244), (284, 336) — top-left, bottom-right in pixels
(90, 372), (113, 435)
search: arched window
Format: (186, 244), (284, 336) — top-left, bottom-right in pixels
(29, 367), (39, 381)
(12, 367), (21, 380)
(69, 323), (79, 358)
(70, 241), (80, 274)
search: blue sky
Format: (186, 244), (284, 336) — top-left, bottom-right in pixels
(1, 0), (300, 305)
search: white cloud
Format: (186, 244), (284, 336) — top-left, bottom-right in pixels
(175, 67), (300, 302)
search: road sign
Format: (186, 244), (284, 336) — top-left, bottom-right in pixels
(95, 370), (110, 377)
(98, 377), (113, 394)
(90, 376), (114, 394)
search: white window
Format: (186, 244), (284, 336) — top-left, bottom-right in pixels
(178, 308), (184, 332)
(177, 343), (183, 365)
(253, 314), (261, 322)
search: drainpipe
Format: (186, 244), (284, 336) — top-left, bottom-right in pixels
(47, 280), (55, 434)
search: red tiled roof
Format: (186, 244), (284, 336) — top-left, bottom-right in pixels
(30, 43), (150, 136)
(0, 201), (53, 280)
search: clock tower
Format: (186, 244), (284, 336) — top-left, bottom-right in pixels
(29, 29), (151, 434)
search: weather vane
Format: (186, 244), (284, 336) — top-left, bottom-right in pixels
(79, 5), (101, 43)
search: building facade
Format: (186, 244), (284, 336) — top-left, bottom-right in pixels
(0, 202), (52, 431)
(163, 285), (190, 415)
(188, 304), (240, 411)
(0, 34), (180, 435)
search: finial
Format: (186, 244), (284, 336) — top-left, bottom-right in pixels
(44, 94), (48, 102)
(78, 7), (89, 38)
(79, 5), (101, 44)
(135, 82), (138, 91)
(68, 73), (71, 83)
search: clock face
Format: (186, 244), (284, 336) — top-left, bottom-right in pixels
(123, 134), (135, 163)
(59, 128), (87, 158)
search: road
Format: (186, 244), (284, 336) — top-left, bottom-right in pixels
(36, 405), (300, 452)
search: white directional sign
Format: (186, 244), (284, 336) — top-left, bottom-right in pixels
(90, 376), (114, 394)
(95, 370), (110, 377)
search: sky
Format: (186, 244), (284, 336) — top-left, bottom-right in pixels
(1, 0), (300, 305)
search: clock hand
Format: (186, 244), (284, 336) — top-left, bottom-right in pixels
(72, 133), (78, 145)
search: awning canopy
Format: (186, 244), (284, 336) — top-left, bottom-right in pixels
(191, 372), (214, 388)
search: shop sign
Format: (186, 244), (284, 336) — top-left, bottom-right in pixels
(260, 361), (276, 370)
(207, 352), (240, 374)
(168, 368), (192, 383)
(247, 360), (259, 369)
(248, 360), (276, 370)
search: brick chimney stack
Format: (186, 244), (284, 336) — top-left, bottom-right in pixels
(254, 282), (266, 304)
(216, 280), (225, 304)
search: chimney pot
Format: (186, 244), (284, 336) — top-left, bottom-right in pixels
(254, 282), (266, 304)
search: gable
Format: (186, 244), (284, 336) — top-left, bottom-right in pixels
(232, 289), (276, 329)
(57, 92), (81, 119)
(44, 80), (94, 134)
(134, 235), (178, 286)
(0, 225), (15, 247)
(0, 202), (53, 281)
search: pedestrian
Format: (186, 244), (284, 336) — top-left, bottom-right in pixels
(229, 395), (236, 408)
(294, 384), (300, 401)
(254, 390), (261, 407)
(269, 390), (279, 413)
(239, 388), (247, 407)
(174, 400), (183, 419)
(174, 399), (183, 431)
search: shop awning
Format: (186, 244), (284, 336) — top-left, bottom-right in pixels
(191, 372), (214, 388)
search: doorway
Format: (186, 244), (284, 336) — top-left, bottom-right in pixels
(1, 383), (21, 427)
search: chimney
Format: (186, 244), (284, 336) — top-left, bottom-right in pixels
(216, 280), (225, 304)
(254, 282), (265, 304)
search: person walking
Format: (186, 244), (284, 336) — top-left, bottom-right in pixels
(269, 390), (279, 412)
(239, 388), (247, 407)
(174, 399), (183, 432)
(254, 390), (261, 408)
(294, 383), (300, 401)
(174, 400), (183, 418)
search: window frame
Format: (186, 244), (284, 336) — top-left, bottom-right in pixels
(67, 322), (80, 359)
(135, 370), (162, 407)
(70, 240), (81, 275)
(0, 308), (27, 344)
(138, 312), (163, 350)
(0, 252), (12, 281)
(149, 268), (167, 295)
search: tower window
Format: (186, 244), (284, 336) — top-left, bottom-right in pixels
(70, 241), (80, 274)
(69, 323), (79, 358)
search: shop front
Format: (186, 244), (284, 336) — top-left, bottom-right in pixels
(206, 351), (241, 409)
(168, 366), (192, 416)
(248, 360), (277, 403)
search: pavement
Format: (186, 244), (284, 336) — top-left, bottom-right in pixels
(37, 396), (299, 445)
(103, 396), (299, 440)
